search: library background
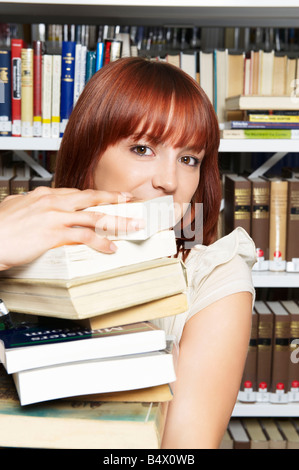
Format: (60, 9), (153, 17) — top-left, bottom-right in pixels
(0, 1), (299, 449)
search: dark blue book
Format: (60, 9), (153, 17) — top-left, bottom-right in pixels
(231, 120), (299, 130)
(0, 49), (11, 136)
(60, 41), (76, 137)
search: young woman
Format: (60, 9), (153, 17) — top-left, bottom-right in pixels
(0, 57), (256, 448)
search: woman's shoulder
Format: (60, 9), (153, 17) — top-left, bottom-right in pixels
(185, 227), (257, 282)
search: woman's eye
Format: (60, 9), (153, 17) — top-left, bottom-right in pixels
(132, 145), (153, 156)
(180, 156), (199, 167)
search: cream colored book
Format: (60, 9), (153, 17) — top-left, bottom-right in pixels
(21, 48), (33, 137)
(81, 291), (188, 329)
(0, 257), (187, 320)
(226, 94), (299, 111)
(51, 54), (61, 138)
(42, 54), (53, 138)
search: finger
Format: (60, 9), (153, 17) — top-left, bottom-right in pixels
(63, 211), (145, 235)
(29, 188), (134, 212)
(58, 227), (118, 254)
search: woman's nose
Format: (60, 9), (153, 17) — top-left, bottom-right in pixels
(152, 160), (178, 193)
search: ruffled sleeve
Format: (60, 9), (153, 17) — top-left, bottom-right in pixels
(152, 227), (257, 342)
(186, 227), (257, 321)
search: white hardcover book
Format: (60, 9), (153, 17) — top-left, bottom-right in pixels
(51, 54), (61, 138)
(79, 44), (87, 95)
(42, 54), (52, 138)
(73, 43), (82, 105)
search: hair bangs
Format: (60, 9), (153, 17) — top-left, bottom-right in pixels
(107, 63), (211, 155)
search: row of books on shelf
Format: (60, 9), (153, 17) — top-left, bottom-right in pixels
(238, 300), (299, 404)
(0, 35), (128, 139)
(0, 172), (53, 202)
(222, 172), (299, 272)
(2, 24), (299, 138)
(222, 418), (299, 450)
(3, 23), (299, 61)
(200, 47), (299, 124)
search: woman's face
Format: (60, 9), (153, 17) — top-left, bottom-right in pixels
(93, 134), (204, 223)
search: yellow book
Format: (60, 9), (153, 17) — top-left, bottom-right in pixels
(82, 292), (188, 329)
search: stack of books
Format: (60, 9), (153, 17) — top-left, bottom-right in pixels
(222, 101), (299, 140)
(0, 195), (188, 448)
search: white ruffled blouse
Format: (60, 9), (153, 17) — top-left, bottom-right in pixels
(153, 227), (257, 342)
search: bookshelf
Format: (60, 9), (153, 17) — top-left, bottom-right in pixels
(1, 137), (298, 154)
(233, 402), (299, 418)
(1, 0), (299, 422)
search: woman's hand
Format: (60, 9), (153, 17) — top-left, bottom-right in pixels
(0, 186), (143, 271)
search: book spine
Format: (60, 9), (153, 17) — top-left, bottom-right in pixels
(60, 41), (76, 137)
(33, 40), (42, 137)
(10, 177), (30, 195)
(0, 49), (12, 137)
(267, 302), (290, 393)
(51, 54), (61, 139)
(79, 45), (87, 94)
(256, 304), (273, 393)
(286, 179), (299, 262)
(109, 40), (122, 62)
(85, 50), (96, 82)
(231, 120), (299, 129)
(73, 43), (82, 105)
(41, 54), (52, 138)
(224, 176), (251, 235)
(249, 113), (299, 122)
(269, 180), (288, 268)
(289, 312), (299, 392)
(21, 47), (33, 137)
(11, 39), (23, 137)
(104, 39), (112, 65)
(281, 301), (299, 392)
(221, 129), (299, 139)
(0, 177), (12, 202)
(240, 310), (258, 391)
(96, 42), (104, 71)
(250, 178), (270, 260)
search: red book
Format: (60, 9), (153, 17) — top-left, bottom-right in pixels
(33, 40), (43, 137)
(104, 40), (112, 65)
(11, 39), (24, 137)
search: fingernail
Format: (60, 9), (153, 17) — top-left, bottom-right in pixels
(109, 242), (118, 252)
(129, 218), (146, 231)
(120, 192), (133, 200)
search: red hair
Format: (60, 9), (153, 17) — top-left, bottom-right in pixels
(55, 57), (221, 258)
